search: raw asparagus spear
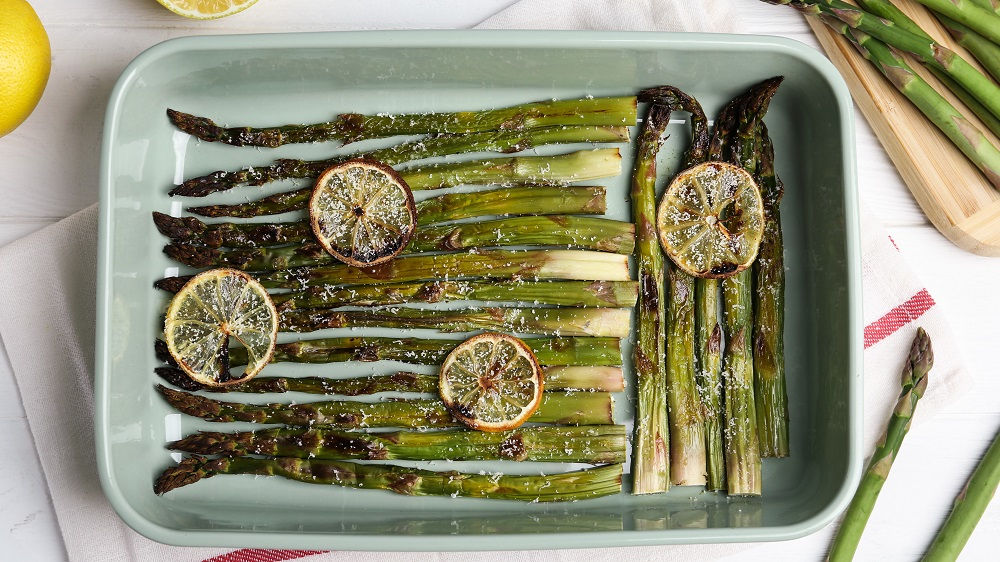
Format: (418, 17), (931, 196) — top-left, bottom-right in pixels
(642, 86), (710, 487)
(923, 426), (1000, 561)
(162, 216), (635, 270)
(630, 100), (672, 495)
(188, 148), (622, 218)
(167, 96), (637, 147)
(268, 280), (639, 309)
(768, 0), (1000, 123)
(968, 0), (1000, 15)
(152, 186), (609, 248)
(168, 425), (628, 463)
(754, 123), (789, 458)
(277, 306), (632, 337)
(828, 329), (932, 561)
(153, 335), (622, 368)
(819, 15), (1000, 189)
(910, 0), (1000, 44)
(156, 385), (615, 427)
(936, 15), (1000, 84)
(173, 126), (629, 196)
(156, 364), (626, 394)
(154, 455), (624, 501)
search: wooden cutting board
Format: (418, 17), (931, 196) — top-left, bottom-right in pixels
(806, 1), (1000, 256)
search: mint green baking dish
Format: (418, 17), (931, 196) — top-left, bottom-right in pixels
(95, 30), (862, 550)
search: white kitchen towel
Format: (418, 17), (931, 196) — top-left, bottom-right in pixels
(0, 1), (972, 562)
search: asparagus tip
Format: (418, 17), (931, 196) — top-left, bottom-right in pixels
(154, 455), (223, 494)
(164, 243), (220, 268)
(169, 171), (241, 197)
(154, 275), (192, 293)
(155, 366), (204, 391)
(167, 108), (228, 144)
(908, 327), (934, 383)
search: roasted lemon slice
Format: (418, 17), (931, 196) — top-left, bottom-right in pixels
(163, 268), (277, 387)
(656, 161), (764, 278)
(439, 333), (544, 432)
(309, 158), (417, 267)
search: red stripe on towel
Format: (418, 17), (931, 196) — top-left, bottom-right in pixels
(204, 550), (327, 562)
(864, 289), (935, 349)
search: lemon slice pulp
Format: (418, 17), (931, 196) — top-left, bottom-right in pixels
(155, 0), (259, 20)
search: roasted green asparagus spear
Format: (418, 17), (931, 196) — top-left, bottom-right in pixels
(154, 455), (624, 501)
(168, 425), (628, 463)
(156, 385), (615, 427)
(188, 148), (622, 218)
(828, 329), (932, 561)
(167, 96), (637, 147)
(173, 126), (628, 196)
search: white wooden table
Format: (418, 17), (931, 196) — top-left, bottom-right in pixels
(0, 1), (997, 559)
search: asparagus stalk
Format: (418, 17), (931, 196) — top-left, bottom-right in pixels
(642, 86), (710, 487)
(910, 0), (1000, 45)
(828, 329), (932, 561)
(969, 0), (1000, 15)
(173, 126), (629, 197)
(188, 148), (622, 218)
(154, 455), (623, 500)
(168, 425), (628, 463)
(937, 15), (1000, 84)
(277, 306), (632, 337)
(268, 280), (638, 309)
(630, 100), (672, 495)
(156, 364), (626, 394)
(167, 96), (637, 147)
(854, 0), (1000, 136)
(162, 216), (635, 271)
(156, 385), (615, 427)
(770, 0), (1000, 123)
(923, 427), (1000, 561)
(819, 15), (1000, 189)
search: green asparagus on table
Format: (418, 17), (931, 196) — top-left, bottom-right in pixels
(754, 123), (789, 458)
(162, 216), (635, 271)
(910, 0), (1000, 45)
(936, 14), (1000, 84)
(187, 148), (622, 218)
(167, 96), (637, 147)
(154, 455), (624, 500)
(828, 328), (932, 562)
(172, 125), (629, 197)
(642, 86), (710, 487)
(156, 364), (626, 394)
(630, 98), (673, 495)
(156, 385), (615, 427)
(968, 0), (1000, 15)
(168, 425), (628, 463)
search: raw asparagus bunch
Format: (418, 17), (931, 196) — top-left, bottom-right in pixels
(168, 425), (628, 463)
(155, 335), (623, 367)
(910, 0), (1000, 44)
(167, 95), (637, 147)
(187, 148), (622, 218)
(156, 385), (615, 427)
(828, 328), (932, 561)
(156, 364), (626, 394)
(267, 280), (639, 309)
(754, 124), (789, 458)
(277, 306), (632, 337)
(630, 98), (673, 495)
(173, 126), (629, 197)
(162, 216), (636, 271)
(152, 185), (609, 248)
(154, 455), (624, 501)
(721, 77), (784, 496)
(924, 426), (1000, 561)
(641, 86), (710, 487)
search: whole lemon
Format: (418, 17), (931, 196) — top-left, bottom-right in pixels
(0, 0), (50, 137)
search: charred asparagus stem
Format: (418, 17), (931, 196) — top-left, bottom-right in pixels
(267, 280), (639, 309)
(721, 77), (783, 496)
(630, 100), (673, 495)
(156, 385), (615, 427)
(153, 186), (609, 248)
(167, 96), (637, 147)
(754, 124), (789, 458)
(154, 455), (624, 500)
(828, 329), (932, 561)
(168, 425), (628, 463)
(643, 86), (710, 487)
(156, 364), (626, 394)
(172, 126), (629, 197)
(188, 148), (622, 218)
(162, 216), (636, 271)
